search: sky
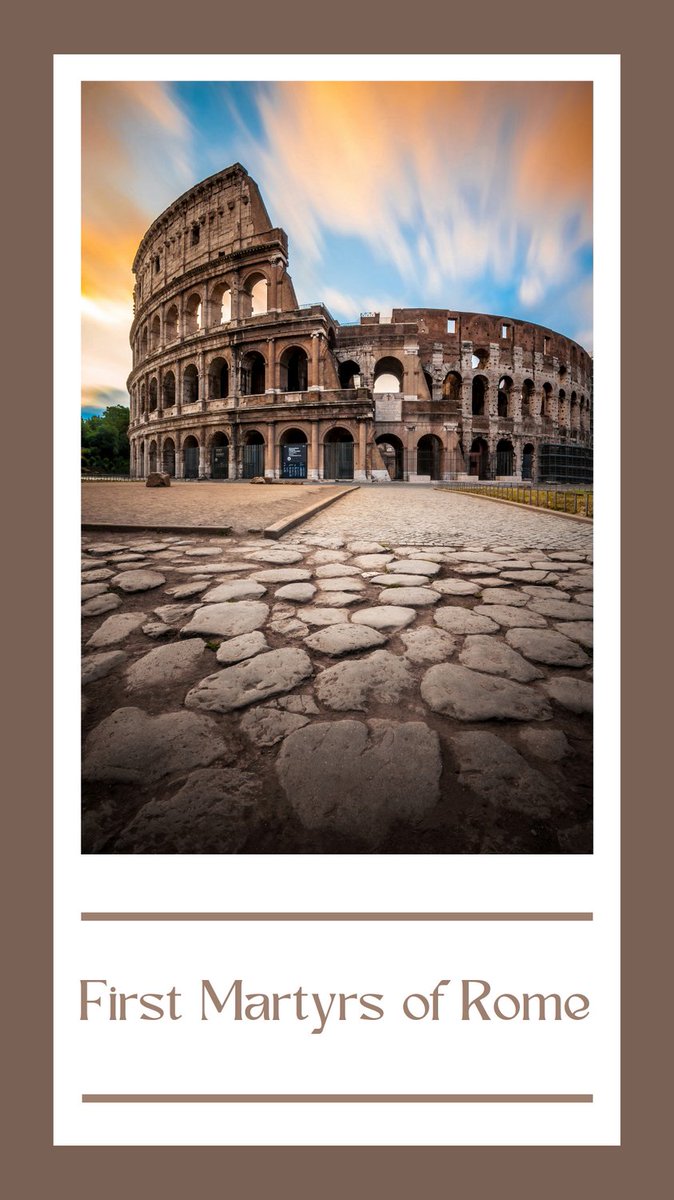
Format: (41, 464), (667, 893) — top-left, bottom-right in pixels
(81, 80), (592, 417)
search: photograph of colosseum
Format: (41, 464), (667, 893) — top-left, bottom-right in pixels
(81, 80), (593, 855)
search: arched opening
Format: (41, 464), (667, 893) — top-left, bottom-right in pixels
(496, 438), (514, 476)
(211, 281), (232, 325)
(423, 369), (434, 399)
(279, 346), (309, 392)
(241, 273), (268, 317)
(210, 431), (229, 479)
(521, 379), (535, 419)
(324, 427), (354, 480)
(442, 371), (462, 403)
(522, 442), (535, 481)
(184, 293), (202, 335)
(498, 376), (513, 418)
(373, 356), (404, 394)
(280, 427), (308, 479)
(338, 360), (361, 389)
(469, 437), (490, 479)
(148, 440), (158, 473)
(139, 383), (146, 414)
(241, 351), (266, 396)
(375, 434), (405, 481)
(558, 389), (567, 427)
(417, 434), (444, 480)
(183, 435), (200, 479)
(162, 437), (175, 477)
(149, 377), (158, 413)
(183, 364), (199, 404)
(150, 314), (161, 352)
(140, 327), (148, 359)
(165, 305), (178, 342)
(472, 375), (488, 416)
(139, 442), (145, 475)
(243, 429), (265, 479)
(471, 347), (489, 370)
(162, 371), (176, 408)
(541, 382), (552, 418)
(209, 357), (229, 400)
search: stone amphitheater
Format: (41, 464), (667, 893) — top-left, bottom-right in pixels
(127, 163), (593, 485)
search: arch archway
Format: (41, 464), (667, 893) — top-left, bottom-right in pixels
(498, 376), (513, 418)
(522, 442), (535, 481)
(184, 293), (202, 335)
(338, 360), (361, 389)
(209, 357), (229, 400)
(496, 439), (514, 476)
(183, 434), (200, 479)
(148, 440), (158, 474)
(211, 280), (232, 325)
(150, 314), (161, 352)
(162, 437), (176, 477)
(472, 375), (488, 416)
(373, 356), (404, 394)
(139, 442), (145, 476)
(541, 382), (552, 418)
(279, 346), (308, 392)
(469, 437), (490, 479)
(521, 379), (535, 419)
(241, 351), (266, 396)
(417, 434), (444, 480)
(183, 364), (199, 404)
(241, 272), (268, 317)
(280, 427), (308, 479)
(243, 429), (265, 478)
(162, 370), (176, 408)
(149, 377), (158, 412)
(210, 431), (229, 479)
(442, 371), (462, 403)
(324, 427), (354, 480)
(165, 305), (178, 342)
(375, 433), (405, 481)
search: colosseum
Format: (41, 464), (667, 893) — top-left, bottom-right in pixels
(127, 163), (593, 485)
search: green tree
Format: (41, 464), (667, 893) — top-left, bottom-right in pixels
(81, 405), (130, 474)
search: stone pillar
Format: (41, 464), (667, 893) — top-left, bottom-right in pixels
(267, 338), (277, 391)
(269, 260), (279, 311)
(175, 362), (183, 416)
(309, 421), (320, 480)
(157, 366), (164, 416)
(355, 420), (368, 481)
(443, 427), (460, 480)
(310, 332), (322, 390)
(230, 274), (240, 321)
(198, 351), (206, 409)
(175, 447), (184, 479)
(228, 443), (237, 479)
(199, 429), (208, 478)
(266, 422), (276, 478)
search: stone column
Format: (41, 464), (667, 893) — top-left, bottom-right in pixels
(310, 332), (322, 390)
(266, 421), (276, 478)
(228, 442), (237, 480)
(175, 362), (183, 416)
(269, 260), (279, 311)
(230, 274), (240, 322)
(309, 421), (320, 480)
(175, 446), (184, 479)
(199, 428), (208, 478)
(355, 420), (368, 481)
(267, 338), (277, 391)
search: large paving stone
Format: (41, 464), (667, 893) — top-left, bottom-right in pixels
(81, 594), (122, 617)
(518, 727), (570, 761)
(81, 567), (115, 582)
(153, 603), (201, 625)
(166, 581), (209, 599)
(244, 547), (304, 565)
(553, 621), (593, 648)
(268, 617), (310, 637)
(454, 564), (501, 576)
(216, 631), (269, 664)
(125, 638), (206, 692)
(82, 650), (126, 686)
(86, 612), (148, 648)
(432, 578), (481, 596)
(82, 582), (109, 601)
(314, 650), (414, 712)
(297, 607), (349, 627)
(275, 719), (441, 845)
(240, 705), (310, 746)
(505, 628), (590, 667)
(252, 568), (313, 583)
(111, 569), (166, 592)
(202, 580), (267, 602)
(451, 732), (561, 817)
(312, 549), (350, 563)
(83, 707), (228, 782)
(351, 553), (395, 569)
(317, 577), (366, 592)
(142, 621), (172, 639)
(371, 573), (431, 587)
(500, 570), (557, 583)
(185, 647), (313, 713)
(478, 588), (530, 607)
(434, 608), (498, 635)
(528, 599), (593, 621)
(351, 606), (416, 630)
(180, 600), (269, 639)
(85, 542), (127, 555)
(114, 768), (261, 853)
(377, 587), (439, 607)
(313, 591), (362, 606)
(459, 635), (544, 682)
(473, 604), (548, 629)
(540, 676), (593, 713)
(314, 562), (361, 576)
(184, 547), (224, 557)
(400, 627), (456, 664)
(386, 559), (441, 576)
(421, 663), (551, 722)
(347, 541), (388, 554)
(274, 583), (317, 602)
(304, 623), (387, 656)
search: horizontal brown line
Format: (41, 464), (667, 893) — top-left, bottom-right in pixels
(80, 912), (593, 923)
(82, 1094), (593, 1105)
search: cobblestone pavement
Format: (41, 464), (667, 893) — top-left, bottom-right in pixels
(81, 499), (592, 856)
(285, 485), (593, 551)
(82, 481), (346, 533)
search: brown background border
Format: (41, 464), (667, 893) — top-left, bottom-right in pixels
(6, 2), (669, 1195)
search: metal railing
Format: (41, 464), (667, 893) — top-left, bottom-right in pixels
(440, 482), (593, 517)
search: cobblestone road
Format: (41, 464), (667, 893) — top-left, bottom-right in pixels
(285, 485), (593, 552)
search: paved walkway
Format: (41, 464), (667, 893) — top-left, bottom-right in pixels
(82, 481), (346, 533)
(81, 497), (593, 857)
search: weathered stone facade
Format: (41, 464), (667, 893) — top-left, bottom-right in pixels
(127, 164), (592, 483)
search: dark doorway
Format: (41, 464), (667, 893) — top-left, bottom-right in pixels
(417, 434), (443, 479)
(243, 431), (265, 478)
(469, 437), (489, 479)
(375, 434), (404, 480)
(211, 433), (229, 479)
(183, 437), (199, 479)
(324, 429), (354, 480)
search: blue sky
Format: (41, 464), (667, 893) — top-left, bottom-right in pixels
(82, 80), (592, 416)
